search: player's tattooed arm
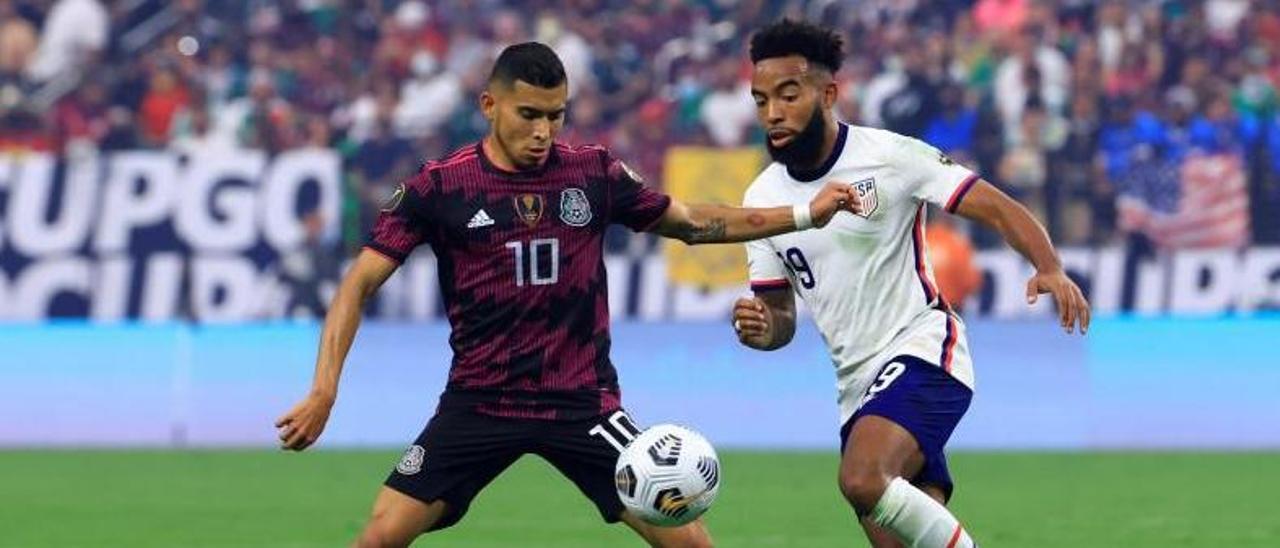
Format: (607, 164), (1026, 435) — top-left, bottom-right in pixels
(953, 179), (1091, 334)
(732, 290), (796, 350)
(653, 182), (856, 244)
(652, 202), (734, 243)
(275, 249), (399, 451)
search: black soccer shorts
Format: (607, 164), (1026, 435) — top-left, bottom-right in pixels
(384, 407), (643, 530)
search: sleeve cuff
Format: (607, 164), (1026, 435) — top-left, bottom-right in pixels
(750, 279), (791, 292)
(363, 243), (406, 264)
(944, 174), (980, 213)
(636, 195), (673, 232)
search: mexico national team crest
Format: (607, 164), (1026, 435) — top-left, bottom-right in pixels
(396, 445), (425, 475)
(852, 178), (878, 218)
(513, 193), (544, 226)
(559, 188), (592, 227)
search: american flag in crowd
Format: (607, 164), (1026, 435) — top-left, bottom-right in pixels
(1116, 153), (1251, 248)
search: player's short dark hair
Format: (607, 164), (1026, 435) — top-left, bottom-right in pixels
(749, 19), (844, 74)
(489, 42), (567, 89)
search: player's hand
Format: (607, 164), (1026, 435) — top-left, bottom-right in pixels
(274, 391), (335, 451)
(732, 296), (774, 349)
(808, 182), (860, 227)
(1027, 268), (1091, 335)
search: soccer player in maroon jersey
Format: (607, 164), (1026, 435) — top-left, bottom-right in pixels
(275, 42), (856, 547)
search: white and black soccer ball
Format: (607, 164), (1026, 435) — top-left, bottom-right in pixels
(614, 424), (720, 527)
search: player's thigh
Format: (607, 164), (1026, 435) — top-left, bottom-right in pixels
(842, 414), (924, 478)
(621, 511), (713, 548)
(840, 356), (973, 500)
(359, 486), (450, 545)
(534, 408), (643, 524)
(384, 410), (526, 532)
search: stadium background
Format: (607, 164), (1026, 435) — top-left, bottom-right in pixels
(1, 0), (1278, 546)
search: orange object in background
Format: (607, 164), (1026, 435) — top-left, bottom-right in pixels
(926, 221), (983, 312)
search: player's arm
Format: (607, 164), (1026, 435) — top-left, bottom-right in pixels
(952, 180), (1090, 334)
(275, 249), (399, 450)
(732, 289), (796, 351)
(652, 181), (856, 244)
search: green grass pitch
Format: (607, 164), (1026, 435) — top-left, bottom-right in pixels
(1, 450), (1275, 547)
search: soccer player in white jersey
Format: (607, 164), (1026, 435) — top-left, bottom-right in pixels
(730, 20), (1091, 548)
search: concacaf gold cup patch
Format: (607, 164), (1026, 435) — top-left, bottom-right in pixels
(381, 182), (406, 212)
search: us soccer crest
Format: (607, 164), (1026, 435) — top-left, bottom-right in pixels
(559, 188), (592, 227)
(513, 193), (544, 226)
(852, 178), (878, 218)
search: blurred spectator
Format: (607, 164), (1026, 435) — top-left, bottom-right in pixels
(0, 0), (37, 81)
(699, 58), (755, 147)
(230, 70), (297, 153)
(352, 114), (416, 231)
(51, 79), (110, 155)
(170, 100), (234, 156)
(973, 0), (1028, 36)
(1051, 92), (1111, 244)
(278, 211), (339, 318)
(994, 28), (1070, 137)
(560, 86), (611, 146)
(999, 100), (1051, 221)
(26, 0), (108, 82)
(881, 45), (942, 139)
(394, 50), (461, 139)
(138, 67), (191, 146)
(924, 84), (978, 159)
(1189, 87), (1261, 154)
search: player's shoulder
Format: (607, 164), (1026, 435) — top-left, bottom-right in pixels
(555, 141), (612, 172)
(415, 143), (480, 190)
(848, 124), (948, 166)
(842, 124), (914, 159)
(743, 162), (790, 205)
(424, 143), (481, 172)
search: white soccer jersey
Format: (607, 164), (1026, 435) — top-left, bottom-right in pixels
(744, 123), (980, 425)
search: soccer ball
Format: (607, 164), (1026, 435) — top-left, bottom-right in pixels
(614, 424), (721, 527)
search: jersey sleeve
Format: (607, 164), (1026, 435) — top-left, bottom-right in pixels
(364, 170), (432, 263)
(742, 185), (791, 292)
(604, 152), (672, 232)
(890, 134), (981, 213)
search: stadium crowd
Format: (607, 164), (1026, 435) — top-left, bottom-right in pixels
(1, 0), (1279, 251)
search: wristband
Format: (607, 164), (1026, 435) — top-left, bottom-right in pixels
(793, 203), (813, 230)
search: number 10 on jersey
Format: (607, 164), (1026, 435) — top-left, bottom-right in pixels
(505, 238), (560, 287)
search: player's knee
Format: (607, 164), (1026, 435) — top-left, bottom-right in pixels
(839, 467), (891, 513)
(354, 517), (415, 548)
(649, 521), (714, 548)
(656, 530), (714, 548)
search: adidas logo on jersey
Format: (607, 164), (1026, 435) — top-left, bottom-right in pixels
(467, 209), (495, 228)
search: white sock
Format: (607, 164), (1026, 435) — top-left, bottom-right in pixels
(870, 477), (975, 548)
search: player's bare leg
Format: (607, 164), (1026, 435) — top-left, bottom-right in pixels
(841, 415), (973, 548)
(620, 512), (714, 548)
(842, 415), (923, 548)
(353, 487), (449, 548)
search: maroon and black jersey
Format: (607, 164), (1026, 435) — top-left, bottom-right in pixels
(366, 142), (671, 421)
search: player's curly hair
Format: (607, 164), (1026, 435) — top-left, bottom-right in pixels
(749, 19), (844, 74)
